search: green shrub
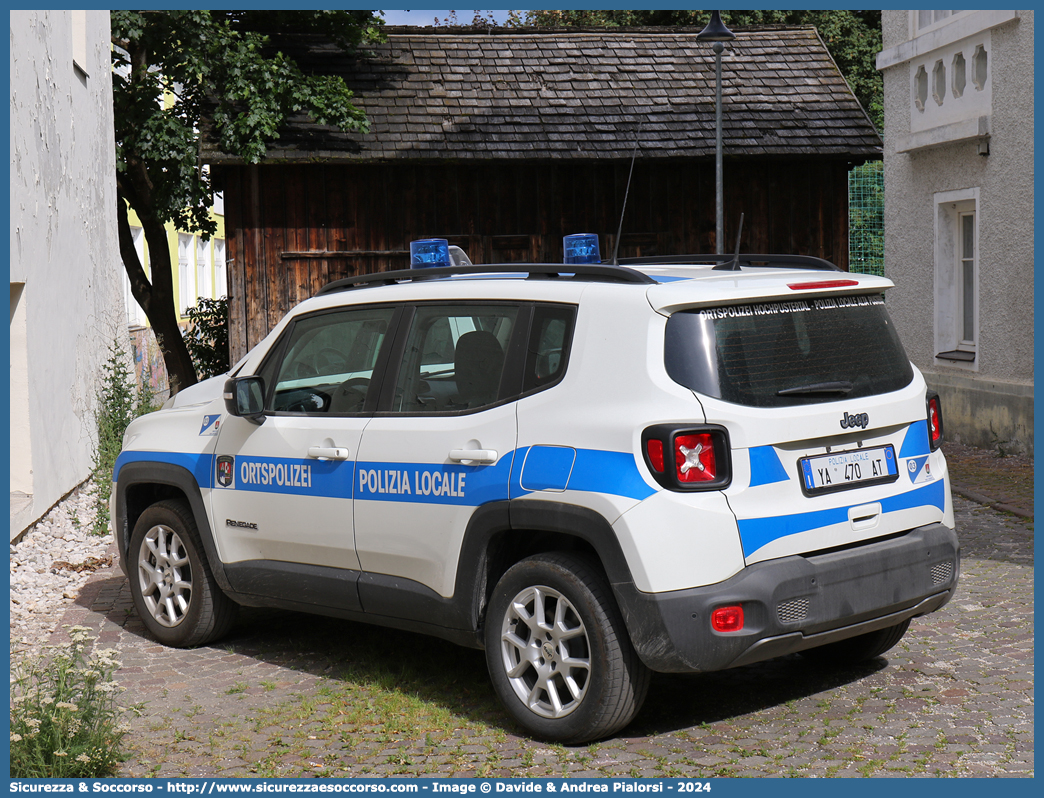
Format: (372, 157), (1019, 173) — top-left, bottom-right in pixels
(184, 295), (230, 379)
(10, 627), (128, 777)
(92, 338), (155, 536)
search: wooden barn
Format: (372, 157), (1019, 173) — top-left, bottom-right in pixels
(205, 26), (882, 360)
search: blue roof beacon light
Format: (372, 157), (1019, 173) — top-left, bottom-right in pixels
(410, 238), (451, 269)
(563, 233), (601, 265)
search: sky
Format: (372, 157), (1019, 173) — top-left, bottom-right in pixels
(380, 9), (519, 27)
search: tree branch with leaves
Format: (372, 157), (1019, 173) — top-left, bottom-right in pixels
(111, 10), (383, 394)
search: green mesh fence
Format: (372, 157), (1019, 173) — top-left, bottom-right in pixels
(848, 161), (884, 276)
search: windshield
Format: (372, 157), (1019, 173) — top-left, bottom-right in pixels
(664, 294), (914, 408)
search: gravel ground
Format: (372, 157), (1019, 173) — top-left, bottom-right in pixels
(9, 481), (113, 663)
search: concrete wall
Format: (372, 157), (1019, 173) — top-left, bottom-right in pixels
(10, 10), (125, 537)
(878, 11), (1033, 454)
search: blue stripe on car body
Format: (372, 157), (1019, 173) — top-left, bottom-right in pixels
(510, 446), (656, 502)
(737, 479), (946, 558)
(899, 420), (931, 458)
(113, 450), (213, 489)
(228, 456), (353, 498)
(356, 457), (513, 505)
(748, 445), (791, 487)
(117, 446), (657, 506)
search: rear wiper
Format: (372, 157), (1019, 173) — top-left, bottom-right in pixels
(777, 381), (854, 396)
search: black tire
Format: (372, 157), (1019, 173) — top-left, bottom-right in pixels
(484, 552), (651, 744)
(800, 619), (911, 666)
(128, 500), (237, 647)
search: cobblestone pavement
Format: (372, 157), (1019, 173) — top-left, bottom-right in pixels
(49, 491), (1032, 779)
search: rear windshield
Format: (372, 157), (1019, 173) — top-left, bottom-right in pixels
(664, 295), (914, 407)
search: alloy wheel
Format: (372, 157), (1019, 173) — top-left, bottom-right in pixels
(498, 584), (592, 718)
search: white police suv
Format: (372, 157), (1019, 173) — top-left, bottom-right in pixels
(113, 236), (958, 743)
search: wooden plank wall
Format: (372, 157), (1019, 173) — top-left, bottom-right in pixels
(222, 159), (853, 360)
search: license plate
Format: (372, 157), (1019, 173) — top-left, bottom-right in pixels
(799, 445), (898, 495)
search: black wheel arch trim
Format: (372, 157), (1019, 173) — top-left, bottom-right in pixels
(453, 498), (639, 637)
(505, 499), (635, 586)
(114, 461), (234, 593)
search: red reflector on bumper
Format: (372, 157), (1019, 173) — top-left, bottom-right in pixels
(711, 605), (744, 632)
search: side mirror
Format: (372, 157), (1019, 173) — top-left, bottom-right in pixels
(223, 376), (266, 425)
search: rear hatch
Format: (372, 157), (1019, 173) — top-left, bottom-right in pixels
(655, 275), (948, 565)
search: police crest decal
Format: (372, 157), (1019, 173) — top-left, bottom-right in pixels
(217, 455), (235, 488)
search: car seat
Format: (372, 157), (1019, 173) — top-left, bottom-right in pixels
(454, 330), (504, 408)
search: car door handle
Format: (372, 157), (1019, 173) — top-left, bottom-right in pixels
(448, 449), (498, 464)
(307, 446), (350, 460)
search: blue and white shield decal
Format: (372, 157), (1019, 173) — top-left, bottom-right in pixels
(199, 414), (221, 436)
(906, 455), (934, 484)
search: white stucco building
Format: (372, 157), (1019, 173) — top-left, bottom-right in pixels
(876, 10), (1033, 454)
(10, 10), (126, 537)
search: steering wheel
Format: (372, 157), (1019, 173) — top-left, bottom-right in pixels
(329, 377), (371, 413)
(283, 391), (326, 413)
(293, 361), (317, 379)
(315, 347), (350, 375)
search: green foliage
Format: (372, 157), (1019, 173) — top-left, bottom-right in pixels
(525, 10), (883, 131)
(111, 10), (384, 239)
(184, 296), (231, 380)
(434, 10), (525, 27)
(10, 627), (128, 777)
(849, 161), (885, 276)
(92, 339), (156, 536)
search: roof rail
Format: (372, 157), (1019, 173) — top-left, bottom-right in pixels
(316, 263), (656, 296)
(617, 253), (842, 272)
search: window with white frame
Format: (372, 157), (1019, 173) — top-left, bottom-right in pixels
(214, 238), (227, 299)
(916, 10), (961, 34)
(123, 226), (148, 327)
(178, 233), (193, 315)
(957, 210), (976, 349)
(933, 189), (978, 366)
(196, 236), (212, 301)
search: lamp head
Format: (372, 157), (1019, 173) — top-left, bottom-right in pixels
(696, 10), (736, 43)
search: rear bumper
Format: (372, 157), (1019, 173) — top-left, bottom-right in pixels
(614, 522), (959, 673)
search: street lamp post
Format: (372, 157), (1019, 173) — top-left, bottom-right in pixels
(697, 11), (736, 255)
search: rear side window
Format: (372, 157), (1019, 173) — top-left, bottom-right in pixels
(391, 304), (519, 413)
(522, 305), (576, 394)
(664, 295), (913, 407)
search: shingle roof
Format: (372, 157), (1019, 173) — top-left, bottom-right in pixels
(204, 26), (881, 163)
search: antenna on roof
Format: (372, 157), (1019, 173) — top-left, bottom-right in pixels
(714, 212), (744, 271)
(611, 122), (643, 266)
